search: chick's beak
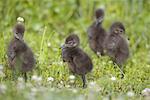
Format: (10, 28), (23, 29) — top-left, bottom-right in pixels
(14, 33), (23, 40)
(96, 16), (104, 26)
(98, 16), (104, 23)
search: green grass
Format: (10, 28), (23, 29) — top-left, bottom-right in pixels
(0, 0), (150, 100)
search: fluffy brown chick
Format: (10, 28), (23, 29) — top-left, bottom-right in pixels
(87, 8), (107, 56)
(61, 34), (93, 88)
(103, 22), (129, 78)
(7, 20), (35, 82)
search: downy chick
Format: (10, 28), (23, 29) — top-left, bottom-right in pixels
(87, 8), (107, 56)
(103, 22), (129, 78)
(7, 19), (35, 82)
(61, 34), (93, 88)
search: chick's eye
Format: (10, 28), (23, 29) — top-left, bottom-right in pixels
(120, 30), (123, 33)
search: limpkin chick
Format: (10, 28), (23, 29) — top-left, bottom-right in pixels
(103, 22), (129, 78)
(87, 8), (107, 56)
(61, 34), (93, 88)
(7, 18), (35, 82)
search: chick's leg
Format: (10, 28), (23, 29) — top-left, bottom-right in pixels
(23, 72), (27, 82)
(120, 65), (124, 79)
(81, 75), (87, 88)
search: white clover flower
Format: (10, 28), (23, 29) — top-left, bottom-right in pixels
(17, 17), (24, 22)
(89, 81), (96, 87)
(58, 61), (63, 65)
(108, 61), (113, 64)
(47, 42), (51, 47)
(96, 52), (101, 56)
(127, 91), (134, 97)
(0, 84), (7, 94)
(66, 85), (71, 88)
(60, 81), (63, 84)
(31, 75), (42, 82)
(69, 75), (75, 80)
(70, 80), (75, 83)
(69, 75), (75, 83)
(32, 75), (38, 81)
(0, 64), (3, 71)
(142, 88), (150, 96)
(72, 89), (78, 93)
(47, 77), (54, 82)
(18, 77), (24, 82)
(111, 76), (116, 81)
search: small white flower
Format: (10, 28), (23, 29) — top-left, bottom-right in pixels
(32, 75), (38, 80)
(142, 88), (150, 96)
(111, 76), (116, 81)
(17, 17), (24, 22)
(127, 91), (134, 97)
(60, 81), (63, 84)
(66, 85), (71, 88)
(47, 42), (51, 47)
(0, 64), (3, 71)
(47, 77), (54, 82)
(89, 81), (96, 87)
(18, 77), (24, 82)
(58, 61), (63, 65)
(72, 89), (78, 93)
(69, 75), (75, 83)
(108, 61), (113, 64)
(69, 75), (75, 80)
(96, 52), (101, 56)
(31, 75), (42, 82)
(0, 84), (7, 94)
(70, 80), (75, 83)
